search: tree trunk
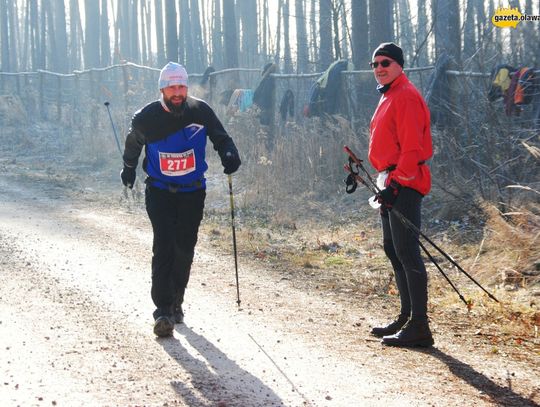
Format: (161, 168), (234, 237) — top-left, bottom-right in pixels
(100, 0), (111, 66)
(0, 0), (10, 71)
(116, 0), (130, 62)
(415, 0), (428, 66)
(139, 0), (147, 64)
(239, 0), (258, 68)
(331, 1), (341, 60)
(84, 0), (100, 68)
(310, 0), (318, 70)
(396, 0), (413, 63)
(53, 0), (68, 72)
(339, 0), (348, 60)
(283, 0), (293, 72)
(69, 0), (81, 69)
(463, 0), (475, 63)
(190, 0), (206, 71)
(155, 0), (166, 66)
(295, 0), (308, 73)
(130, 0), (140, 63)
(212, 0), (223, 68)
(319, 0), (333, 70)
(39, 0), (46, 68)
(222, 0), (238, 68)
(178, 0), (192, 68)
(433, 0), (461, 67)
(143, 0), (153, 65)
(45, 1), (57, 70)
(351, 0), (369, 70)
(9, 1), (19, 71)
(369, 0), (393, 52)
(261, 0), (268, 61)
(165, 0), (178, 62)
(275, 0), (282, 65)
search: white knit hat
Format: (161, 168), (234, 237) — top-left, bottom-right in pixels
(158, 62), (188, 89)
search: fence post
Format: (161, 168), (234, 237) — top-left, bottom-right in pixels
(57, 75), (62, 122)
(39, 71), (45, 120)
(122, 64), (130, 114)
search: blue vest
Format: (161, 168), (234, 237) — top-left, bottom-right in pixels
(146, 123), (208, 191)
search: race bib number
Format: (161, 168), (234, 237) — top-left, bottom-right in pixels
(159, 149), (196, 176)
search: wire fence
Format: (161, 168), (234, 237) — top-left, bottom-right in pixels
(1, 62), (538, 216)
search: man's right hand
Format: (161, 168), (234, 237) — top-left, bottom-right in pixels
(120, 165), (136, 188)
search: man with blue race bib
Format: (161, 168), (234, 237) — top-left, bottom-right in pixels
(121, 62), (241, 337)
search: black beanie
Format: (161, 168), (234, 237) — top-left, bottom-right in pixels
(372, 42), (404, 67)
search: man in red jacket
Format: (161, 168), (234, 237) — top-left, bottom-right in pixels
(368, 42), (434, 347)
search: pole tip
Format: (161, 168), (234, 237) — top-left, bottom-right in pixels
(104, 101), (110, 106)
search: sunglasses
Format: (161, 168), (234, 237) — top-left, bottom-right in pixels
(369, 59), (394, 69)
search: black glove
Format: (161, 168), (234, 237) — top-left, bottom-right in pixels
(221, 150), (241, 175)
(120, 165), (136, 188)
(376, 180), (401, 209)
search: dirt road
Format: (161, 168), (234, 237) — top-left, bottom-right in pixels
(0, 172), (538, 407)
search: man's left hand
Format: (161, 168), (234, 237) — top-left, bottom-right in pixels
(376, 180), (401, 209)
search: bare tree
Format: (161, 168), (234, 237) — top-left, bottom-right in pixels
(155, 0), (166, 66)
(319, 0), (333, 70)
(310, 0), (318, 70)
(283, 0), (293, 72)
(433, 0), (461, 67)
(295, 0), (309, 73)
(100, 0), (111, 66)
(115, 0), (130, 62)
(331, 0), (341, 60)
(239, 0), (258, 68)
(339, 0), (349, 60)
(369, 0), (393, 51)
(212, 0), (223, 68)
(165, 0), (178, 62)
(260, 0), (269, 62)
(69, 0), (82, 69)
(8, 0), (19, 70)
(275, 0), (282, 65)
(0, 0), (11, 71)
(223, 0), (238, 68)
(140, 0), (151, 65)
(463, 0), (475, 63)
(178, 0), (191, 67)
(395, 0), (413, 63)
(39, 0), (46, 68)
(190, 0), (206, 70)
(351, 0), (369, 69)
(84, 0), (100, 68)
(130, 0), (140, 63)
(53, 0), (68, 72)
(415, 0), (429, 66)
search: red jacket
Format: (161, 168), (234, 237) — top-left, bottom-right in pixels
(368, 73), (433, 195)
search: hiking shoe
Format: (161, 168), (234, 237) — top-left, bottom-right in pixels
(173, 304), (184, 324)
(382, 318), (434, 347)
(370, 314), (409, 338)
(153, 315), (174, 337)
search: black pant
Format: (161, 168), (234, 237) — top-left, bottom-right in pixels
(145, 186), (206, 313)
(381, 187), (428, 320)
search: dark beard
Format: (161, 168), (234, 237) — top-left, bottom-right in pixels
(165, 99), (186, 117)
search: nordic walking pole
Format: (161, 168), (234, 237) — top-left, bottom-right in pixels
(344, 145), (499, 304)
(228, 174), (241, 307)
(104, 102), (123, 157)
(104, 101), (130, 199)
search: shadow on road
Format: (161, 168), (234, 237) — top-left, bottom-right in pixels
(417, 347), (539, 407)
(156, 324), (286, 406)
